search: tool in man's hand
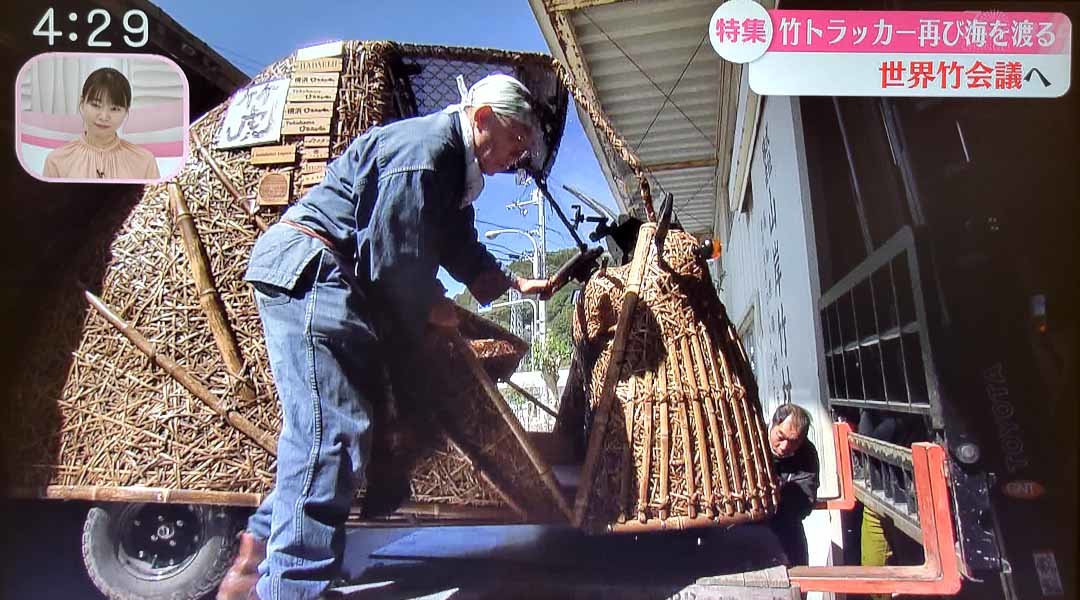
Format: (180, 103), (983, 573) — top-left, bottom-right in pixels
(546, 246), (604, 294)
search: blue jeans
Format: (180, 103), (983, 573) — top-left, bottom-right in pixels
(246, 250), (379, 600)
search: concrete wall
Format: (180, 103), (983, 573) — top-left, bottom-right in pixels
(719, 94), (835, 496)
(715, 95), (843, 582)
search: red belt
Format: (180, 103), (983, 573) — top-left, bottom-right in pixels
(280, 219), (339, 253)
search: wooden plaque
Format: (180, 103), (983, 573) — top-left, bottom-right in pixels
(287, 87), (337, 103)
(304, 135), (330, 148)
(256, 172), (291, 206)
(291, 72), (340, 88)
(302, 146), (330, 160)
(300, 161), (327, 175)
(292, 57), (342, 73)
(250, 144), (297, 165)
(282, 117), (332, 135)
(300, 171), (326, 187)
(284, 102), (335, 119)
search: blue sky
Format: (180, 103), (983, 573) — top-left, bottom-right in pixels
(155, 0), (617, 297)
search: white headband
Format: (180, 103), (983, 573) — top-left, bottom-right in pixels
(456, 73), (535, 126)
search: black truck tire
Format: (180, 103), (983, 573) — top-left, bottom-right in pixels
(82, 502), (244, 600)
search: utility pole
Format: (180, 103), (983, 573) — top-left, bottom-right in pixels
(505, 187), (547, 348)
(502, 184), (552, 405)
(534, 186), (547, 347)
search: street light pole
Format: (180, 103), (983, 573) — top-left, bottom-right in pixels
(485, 185), (552, 401)
(534, 187), (547, 346)
(484, 227), (543, 344)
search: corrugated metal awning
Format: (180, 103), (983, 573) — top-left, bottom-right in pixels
(531, 0), (753, 237)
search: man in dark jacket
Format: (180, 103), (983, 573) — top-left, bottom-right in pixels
(768, 404), (820, 566)
(218, 74), (552, 600)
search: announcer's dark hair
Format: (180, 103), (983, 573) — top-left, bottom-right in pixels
(771, 403), (811, 439)
(81, 68), (132, 109)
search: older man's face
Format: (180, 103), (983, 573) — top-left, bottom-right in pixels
(472, 107), (533, 176)
(769, 415), (805, 459)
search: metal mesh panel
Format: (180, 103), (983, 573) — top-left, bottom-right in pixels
(820, 227), (937, 420)
(400, 57), (510, 116)
(394, 46), (568, 178)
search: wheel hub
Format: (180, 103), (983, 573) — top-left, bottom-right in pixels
(116, 504), (205, 581)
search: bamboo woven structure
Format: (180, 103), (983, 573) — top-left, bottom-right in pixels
(1, 41), (573, 524)
(569, 226), (780, 533)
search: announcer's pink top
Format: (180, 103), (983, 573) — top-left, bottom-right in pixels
(43, 135), (160, 180)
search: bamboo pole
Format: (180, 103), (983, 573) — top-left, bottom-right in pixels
(754, 390), (781, 508)
(84, 290), (278, 456)
(439, 431), (528, 521)
(728, 322), (779, 508)
(672, 341), (698, 519)
(723, 322), (765, 504)
(188, 129), (269, 233)
(375, 501), (520, 521)
(637, 369), (654, 523)
(445, 330), (573, 523)
(572, 223), (656, 528)
(657, 361), (671, 521)
(9, 484), (263, 507)
(702, 332), (746, 513)
(747, 393), (776, 509)
(502, 378), (558, 418)
(607, 511), (759, 534)
(708, 332), (760, 513)
(733, 368), (773, 509)
(725, 353), (770, 513)
(680, 336), (711, 518)
(617, 375), (636, 523)
(691, 334), (734, 515)
(169, 183), (257, 411)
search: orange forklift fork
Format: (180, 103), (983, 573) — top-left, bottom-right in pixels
(790, 422), (962, 596)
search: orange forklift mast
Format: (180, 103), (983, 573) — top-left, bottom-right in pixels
(793, 421), (961, 596)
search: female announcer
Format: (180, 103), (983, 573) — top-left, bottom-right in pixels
(42, 67), (160, 180)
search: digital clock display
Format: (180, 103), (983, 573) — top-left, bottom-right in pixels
(33, 7), (149, 48)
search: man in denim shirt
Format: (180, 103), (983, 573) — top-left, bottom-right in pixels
(217, 74), (551, 600)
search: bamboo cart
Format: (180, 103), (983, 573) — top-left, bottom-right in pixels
(2, 40), (775, 600)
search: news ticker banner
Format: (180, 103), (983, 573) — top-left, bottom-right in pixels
(709, 1), (1072, 97)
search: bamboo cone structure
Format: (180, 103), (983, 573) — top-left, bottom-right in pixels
(570, 227), (779, 532)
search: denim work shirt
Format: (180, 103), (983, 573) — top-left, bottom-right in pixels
(244, 109), (513, 340)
